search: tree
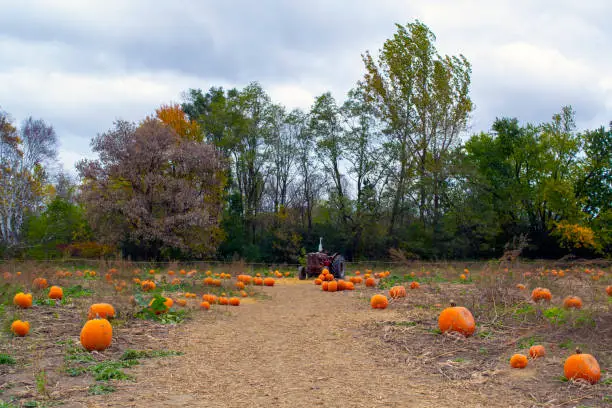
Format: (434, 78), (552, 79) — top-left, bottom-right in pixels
(155, 103), (203, 141)
(77, 118), (225, 259)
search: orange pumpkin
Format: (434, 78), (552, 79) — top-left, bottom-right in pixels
(218, 297), (229, 305)
(314, 278), (322, 285)
(410, 281), (420, 289)
(13, 292), (33, 309)
(531, 287), (552, 302)
(229, 297), (240, 306)
(327, 281), (338, 292)
(236, 281), (246, 290)
(529, 345), (545, 359)
(322, 281), (329, 291)
(254, 277), (264, 286)
(365, 277), (376, 287)
(389, 285), (406, 299)
(87, 303), (116, 320)
(438, 302), (475, 337)
(11, 320), (30, 337)
(141, 280), (156, 291)
(516, 283), (526, 290)
(345, 281), (355, 290)
(175, 299), (187, 307)
(33, 277), (49, 290)
(563, 296), (583, 309)
(564, 348), (600, 384)
(148, 297), (173, 314)
(48, 286), (63, 300)
(510, 354), (528, 368)
(337, 280), (347, 291)
(240, 290), (248, 297)
(80, 318), (112, 351)
(607, 286), (612, 296)
(324, 273), (334, 282)
(200, 301), (211, 310)
(263, 278), (275, 286)
(370, 294), (389, 309)
(202, 294), (217, 304)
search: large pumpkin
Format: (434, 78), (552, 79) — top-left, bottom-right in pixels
(80, 318), (113, 351)
(510, 354), (528, 368)
(11, 320), (30, 337)
(370, 294), (389, 309)
(365, 277), (376, 287)
(48, 286), (63, 300)
(438, 302), (475, 337)
(563, 348), (600, 384)
(263, 278), (275, 286)
(322, 281), (329, 291)
(531, 287), (552, 302)
(563, 296), (582, 309)
(229, 297), (240, 306)
(87, 303), (116, 320)
(327, 281), (338, 292)
(13, 292), (33, 309)
(200, 301), (211, 310)
(389, 285), (406, 299)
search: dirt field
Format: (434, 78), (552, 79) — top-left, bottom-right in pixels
(71, 279), (609, 408)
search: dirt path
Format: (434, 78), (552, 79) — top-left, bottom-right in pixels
(80, 281), (515, 408)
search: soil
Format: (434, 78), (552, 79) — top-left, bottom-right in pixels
(66, 279), (609, 408)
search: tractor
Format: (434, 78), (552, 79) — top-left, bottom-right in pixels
(298, 238), (346, 280)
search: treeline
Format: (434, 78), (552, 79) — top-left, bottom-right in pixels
(1, 21), (610, 261)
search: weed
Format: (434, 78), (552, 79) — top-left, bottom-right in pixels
(88, 383), (116, 395)
(63, 285), (93, 298)
(558, 339), (575, 349)
(0, 354), (16, 365)
(543, 307), (567, 325)
(89, 360), (137, 381)
(477, 330), (493, 339)
(0, 401), (17, 408)
(120, 349), (183, 360)
(517, 336), (543, 349)
(35, 370), (48, 396)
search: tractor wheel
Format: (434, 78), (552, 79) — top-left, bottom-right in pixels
(331, 255), (345, 280)
(298, 266), (307, 280)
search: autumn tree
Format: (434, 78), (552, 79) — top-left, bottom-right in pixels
(77, 117), (225, 259)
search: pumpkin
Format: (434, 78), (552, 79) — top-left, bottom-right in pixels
(389, 285), (406, 298)
(510, 354), (528, 368)
(314, 278), (322, 285)
(175, 299), (187, 307)
(564, 348), (600, 384)
(607, 285), (612, 296)
(236, 281), (246, 290)
(11, 320), (30, 337)
(200, 301), (211, 310)
(516, 283), (526, 290)
(203, 277), (213, 285)
(88, 303), (116, 320)
(48, 286), (63, 300)
(438, 302), (475, 337)
(531, 287), (552, 302)
(353, 276), (363, 284)
(254, 277), (264, 286)
(563, 296), (583, 309)
(240, 290), (248, 297)
(355, 271), (361, 275)
(229, 297), (240, 306)
(409, 281), (420, 289)
(80, 318), (112, 351)
(141, 280), (156, 291)
(529, 345), (545, 359)
(33, 277), (49, 290)
(212, 279), (222, 286)
(322, 281), (329, 291)
(459, 274), (467, 280)
(324, 274), (334, 282)
(327, 281), (338, 292)
(370, 294), (388, 309)
(365, 277), (376, 287)
(345, 281), (355, 290)
(263, 278), (275, 286)
(337, 280), (347, 291)
(13, 292), (33, 309)
(203, 294), (217, 304)
(218, 297), (229, 305)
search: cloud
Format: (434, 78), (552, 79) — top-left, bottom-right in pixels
(0, 0), (610, 172)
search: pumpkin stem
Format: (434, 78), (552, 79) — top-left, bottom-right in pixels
(575, 347), (582, 355)
(450, 301), (456, 307)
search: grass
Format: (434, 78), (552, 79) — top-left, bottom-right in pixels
(89, 360), (137, 381)
(63, 285), (93, 298)
(0, 353), (16, 365)
(543, 307), (567, 325)
(88, 383), (116, 395)
(517, 335), (543, 349)
(120, 349), (183, 360)
(35, 370), (48, 397)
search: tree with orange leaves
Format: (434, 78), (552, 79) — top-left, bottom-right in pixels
(155, 103), (202, 141)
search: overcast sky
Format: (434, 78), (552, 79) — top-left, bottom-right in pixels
(1, 0), (611, 173)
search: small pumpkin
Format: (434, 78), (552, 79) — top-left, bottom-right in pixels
(48, 286), (63, 300)
(240, 290), (248, 297)
(202, 294), (217, 304)
(607, 285), (612, 296)
(314, 278), (322, 286)
(263, 277), (275, 286)
(345, 281), (355, 290)
(141, 280), (156, 291)
(531, 287), (552, 302)
(13, 292), (33, 309)
(200, 301), (211, 310)
(410, 281), (420, 289)
(510, 354), (528, 368)
(365, 277), (376, 287)
(253, 277), (264, 286)
(529, 345), (545, 359)
(322, 281), (329, 291)
(11, 320), (30, 337)
(218, 297), (229, 305)
(229, 297), (240, 306)
(324, 273), (334, 282)
(236, 281), (246, 290)
(175, 299), (187, 307)
(389, 285), (406, 299)
(564, 348), (600, 384)
(438, 302), (475, 337)
(148, 297), (173, 314)
(87, 303), (116, 320)
(80, 318), (112, 351)
(370, 294), (388, 309)
(563, 296), (583, 309)
(327, 281), (338, 292)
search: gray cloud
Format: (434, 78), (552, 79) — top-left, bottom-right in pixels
(0, 0), (610, 171)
